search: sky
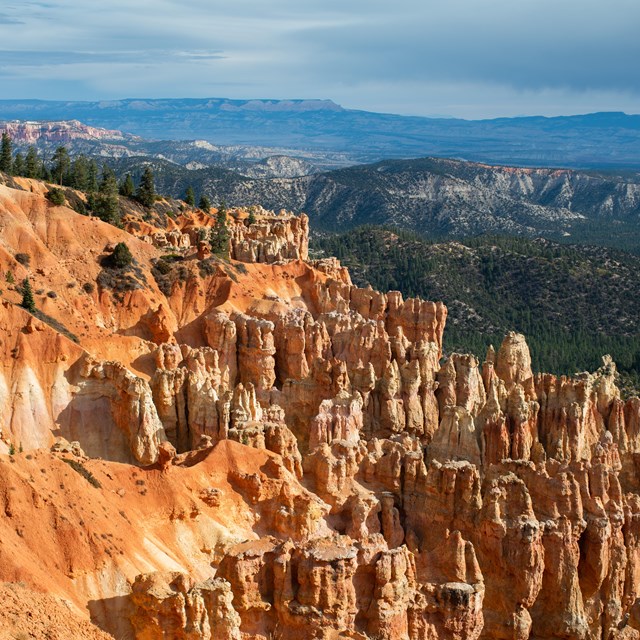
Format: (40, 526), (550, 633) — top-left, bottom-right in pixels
(0, 0), (638, 119)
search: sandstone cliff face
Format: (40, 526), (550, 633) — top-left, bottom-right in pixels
(1, 181), (640, 640)
(0, 119), (127, 144)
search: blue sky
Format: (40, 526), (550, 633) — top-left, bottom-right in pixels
(0, 0), (638, 118)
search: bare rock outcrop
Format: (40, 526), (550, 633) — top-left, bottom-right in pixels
(69, 357), (167, 464)
(130, 572), (241, 640)
(230, 212), (309, 263)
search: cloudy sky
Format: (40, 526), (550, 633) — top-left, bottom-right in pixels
(0, 0), (638, 118)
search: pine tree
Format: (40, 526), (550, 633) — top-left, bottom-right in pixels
(119, 173), (135, 197)
(46, 188), (66, 206)
(136, 166), (156, 207)
(247, 206), (257, 226)
(20, 278), (36, 313)
(184, 186), (196, 206)
(210, 201), (230, 254)
(12, 152), (25, 177)
(71, 155), (89, 191)
(111, 242), (133, 268)
(25, 146), (40, 179)
(99, 165), (118, 194)
(87, 160), (99, 192)
(0, 132), (12, 173)
(51, 146), (70, 185)
(199, 194), (211, 211)
(92, 165), (120, 225)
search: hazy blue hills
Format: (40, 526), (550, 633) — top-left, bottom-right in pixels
(1, 98), (639, 168)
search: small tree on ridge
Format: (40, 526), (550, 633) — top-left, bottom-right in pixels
(20, 278), (36, 313)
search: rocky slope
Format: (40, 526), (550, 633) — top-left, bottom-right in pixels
(0, 119), (130, 144)
(1, 178), (640, 639)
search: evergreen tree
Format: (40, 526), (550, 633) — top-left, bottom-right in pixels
(199, 194), (211, 211)
(20, 278), (35, 313)
(71, 155), (89, 191)
(247, 206), (257, 226)
(111, 242), (133, 268)
(25, 146), (40, 179)
(119, 173), (135, 197)
(46, 188), (66, 206)
(184, 185), (196, 206)
(136, 166), (156, 207)
(92, 165), (120, 225)
(0, 132), (12, 173)
(51, 146), (71, 185)
(12, 152), (25, 177)
(87, 160), (99, 192)
(99, 165), (118, 194)
(209, 201), (230, 254)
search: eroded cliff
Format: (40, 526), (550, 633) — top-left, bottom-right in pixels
(1, 179), (640, 639)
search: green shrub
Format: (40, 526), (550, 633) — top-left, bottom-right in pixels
(61, 458), (102, 489)
(46, 188), (66, 206)
(111, 242), (133, 268)
(154, 260), (172, 275)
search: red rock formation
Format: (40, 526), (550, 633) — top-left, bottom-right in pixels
(229, 211), (309, 263)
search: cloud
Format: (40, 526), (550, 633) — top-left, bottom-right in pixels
(284, 0), (640, 93)
(0, 12), (23, 24)
(0, 0), (638, 117)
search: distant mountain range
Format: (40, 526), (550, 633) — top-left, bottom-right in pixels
(0, 118), (346, 174)
(1, 98), (640, 168)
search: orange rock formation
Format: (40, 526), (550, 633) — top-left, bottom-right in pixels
(0, 178), (640, 639)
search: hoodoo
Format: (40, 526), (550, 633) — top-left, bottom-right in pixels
(1, 176), (640, 639)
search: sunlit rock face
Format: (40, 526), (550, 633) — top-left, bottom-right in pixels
(1, 180), (640, 640)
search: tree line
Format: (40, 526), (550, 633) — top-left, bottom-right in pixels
(1, 132), (218, 213)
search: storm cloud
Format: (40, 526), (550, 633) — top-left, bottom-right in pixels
(0, 0), (637, 117)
